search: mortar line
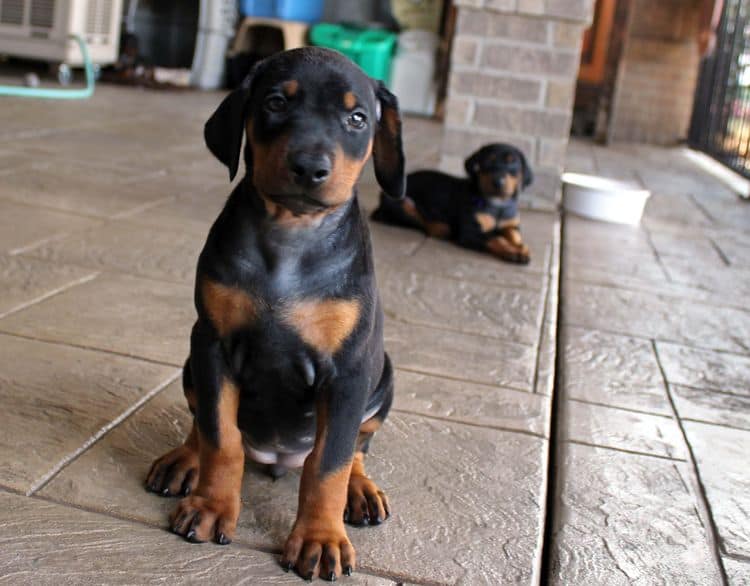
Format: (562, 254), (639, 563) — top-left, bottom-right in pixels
(566, 397), (673, 419)
(392, 365), (532, 394)
(0, 272), (100, 320)
(0, 330), (183, 368)
(562, 321), (750, 356)
(562, 272), (750, 313)
(27, 369), (182, 496)
(537, 212), (565, 584)
(642, 226), (674, 283)
(652, 340), (730, 585)
(563, 439), (686, 462)
(532, 217), (560, 395)
(708, 237), (732, 267)
(391, 407), (546, 439)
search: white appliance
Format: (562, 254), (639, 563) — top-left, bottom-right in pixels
(0, 0), (123, 67)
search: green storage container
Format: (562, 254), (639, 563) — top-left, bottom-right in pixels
(309, 24), (397, 84)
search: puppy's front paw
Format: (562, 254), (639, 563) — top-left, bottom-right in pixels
(146, 445), (199, 497)
(345, 476), (390, 526)
(169, 494), (239, 545)
(281, 523), (355, 581)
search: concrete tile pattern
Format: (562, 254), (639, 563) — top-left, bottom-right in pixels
(671, 385), (750, 430)
(0, 491), (392, 585)
(683, 422), (750, 559)
(0, 334), (177, 494)
(556, 139), (750, 583)
(0, 86), (559, 584)
(561, 401), (685, 460)
(0, 254), (96, 318)
(549, 444), (721, 586)
(563, 326), (671, 414)
(0, 273), (193, 365)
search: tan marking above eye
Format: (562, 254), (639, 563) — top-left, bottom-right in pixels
(201, 279), (257, 337)
(476, 212), (496, 232)
(343, 91), (357, 110)
(282, 80), (299, 97)
(285, 298), (360, 354)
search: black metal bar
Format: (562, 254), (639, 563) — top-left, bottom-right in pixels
(689, 0), (750, 179)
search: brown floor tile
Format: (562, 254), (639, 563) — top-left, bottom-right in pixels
(381, 269), (544, 345)
(122, 190), (230, 235)
(0, 199), (99, 254)
(42, 379), (547, 585)
(0, 491), (391, 585)
(561, 400), (685, 459)
(393, 369), (550, 436)
(684, 421), (750, 559)
(0, 334), (177, 493)
(0, 160), (168, 218)
(0, 273), (194, 365)
(656, 342), (750, 396)
(549, 443), (722, 585)
(563, 327), (671, 415)
(0, 255), (97, 318)
(563, 281), (750, 354)
(402, 236), (548, 291)
(384, 319), (536, 391)
(672, 385), (750, 431)
(21, 220), (203, 285)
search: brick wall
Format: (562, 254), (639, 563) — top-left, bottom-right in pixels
(608, 0), (701, 144)
(441, 0), (595, 207)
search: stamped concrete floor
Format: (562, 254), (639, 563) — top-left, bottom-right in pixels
(1, 85), (748, 586)
(0, 86), (557, 585)
(551, 140), (750, 585)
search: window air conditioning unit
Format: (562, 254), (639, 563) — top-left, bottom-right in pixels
(0, 0), (123, 67)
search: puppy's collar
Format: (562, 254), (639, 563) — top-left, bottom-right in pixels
(473, 195), (518, 219)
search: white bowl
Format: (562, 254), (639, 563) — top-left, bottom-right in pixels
(562, 172), (651, 226)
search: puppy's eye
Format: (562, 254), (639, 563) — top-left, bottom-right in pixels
(265, 95), (287, 113)
(347, 112), (367, 129)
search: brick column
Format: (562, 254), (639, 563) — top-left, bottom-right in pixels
(441, 0), (595, 208)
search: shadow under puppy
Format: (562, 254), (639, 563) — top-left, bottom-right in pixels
(372, 143), (534, 264)
(145, 47), (405, 582)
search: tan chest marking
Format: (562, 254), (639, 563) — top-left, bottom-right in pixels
(476, 212), (497, 233)
(201, 279), (257, 337)
(285, 298), (360, 354)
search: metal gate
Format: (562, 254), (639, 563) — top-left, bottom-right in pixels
(689, 0), (750, 178)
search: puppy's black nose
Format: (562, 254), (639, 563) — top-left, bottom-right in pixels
(288, 151), (332, 187)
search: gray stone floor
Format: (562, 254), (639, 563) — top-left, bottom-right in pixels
(0, 84), (748, 585)
(553, 140), (750, 585)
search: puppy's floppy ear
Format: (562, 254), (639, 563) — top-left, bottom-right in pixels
(518, 149), (534, 189)
(204, 63), (260, 181)
(372, 81), (405, 199)
(464, 149), (483, 179)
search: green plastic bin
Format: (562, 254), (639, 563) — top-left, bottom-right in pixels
(309, 24), (397, 84)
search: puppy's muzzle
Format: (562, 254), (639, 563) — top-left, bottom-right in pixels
(288, 150), (332, 189)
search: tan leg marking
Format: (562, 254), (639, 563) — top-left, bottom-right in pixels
(282, 402), (355, 580)
(170, 379), (244, 544)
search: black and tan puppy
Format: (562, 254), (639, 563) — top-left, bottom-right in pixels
(145, 47), (404, 581)
(371, 143), (533, 263)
